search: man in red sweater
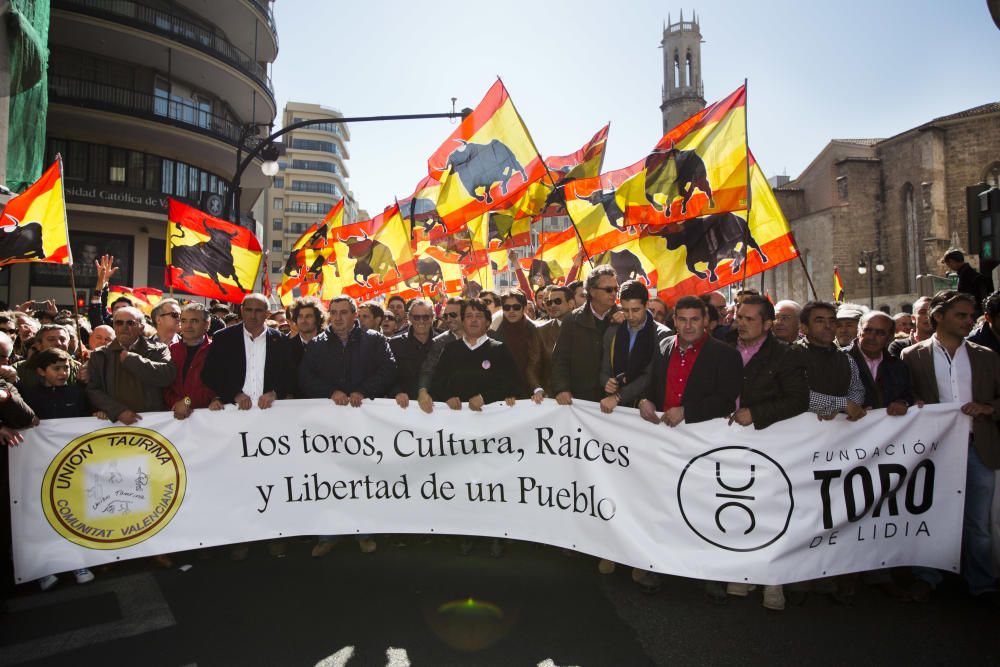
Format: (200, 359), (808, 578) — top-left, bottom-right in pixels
(164, 303), (215, 420)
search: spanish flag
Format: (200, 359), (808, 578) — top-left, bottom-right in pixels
(642, 153), (799, 304)
(564, 84), (746, 236)
(329, 204), (417, 301)
(833, 267), (845, 302)
(408, 228), (469, 297)
(277, 199), (344, 306)
(0, 158), (71, 267)
(108, 285), (163, 315)
(420, 79), (548, 235)
(165, 198), (262, 304)
(524, 228), (585, 286)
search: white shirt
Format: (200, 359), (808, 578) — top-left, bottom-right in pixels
(931, 335), (973, 430)
(242, 327), (268, 404)
(464, 334), (490, 351)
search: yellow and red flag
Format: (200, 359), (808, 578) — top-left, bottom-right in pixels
(0, 158), (71, 267)
(642, 152), (799, 304)
(523, 228), (585, 287)
(532, 123), (611, 220)
(108, 285), (163, 315)
(276, 199), (344, 306)
(165, 198), (262, 304)
(329, 204), (417, 301)
(833, 267), (845, 302)
(409, 227), (470, 297)
(562, 84), (746, 243)
(419, 79), (548, 235)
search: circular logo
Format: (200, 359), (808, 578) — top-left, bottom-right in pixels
(481, 360), (491, 370)
(676, 446), (793, 552)
(42, 427), (186, 550)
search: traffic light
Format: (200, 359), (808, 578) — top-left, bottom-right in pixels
(76, 291), (86, 310)
(967, 183), (1000, 275)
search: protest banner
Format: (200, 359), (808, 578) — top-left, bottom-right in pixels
(10, 400), (966, 585)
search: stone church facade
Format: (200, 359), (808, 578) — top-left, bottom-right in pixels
(771, 103), (1000, 309)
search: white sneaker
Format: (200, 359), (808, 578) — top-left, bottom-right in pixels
(762, 585), (785, 610)
(38, 574), (58, 591)
(726, 582), (756, 597)
(73, 568), (95, 584)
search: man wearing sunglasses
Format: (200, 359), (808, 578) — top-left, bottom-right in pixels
(536, 286), (574, 393)
(418, 297), (464, 413)
(86, 306), (175, 425)
(551, 265), (621, 406)
(150, 299), (182, 345)
(390, 299), (436, 408)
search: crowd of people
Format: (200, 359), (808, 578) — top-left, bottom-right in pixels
(1, 252), (999, 613)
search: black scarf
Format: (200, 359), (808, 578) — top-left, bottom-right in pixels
(611, 312), (655, 386)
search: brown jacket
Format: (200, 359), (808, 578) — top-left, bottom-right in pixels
(87, 337), (176, 421)
(901, 338), (1000, 469)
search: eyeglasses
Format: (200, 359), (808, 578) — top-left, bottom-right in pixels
(502, 303), (523, 311)
(384, 315), (396, 322)
(410, 314), (432, 322)
(546, 298), (564, 306)
(592, 286), (618, 294)
(159, 312), (180, 319)
(113, 320), (140, 328)
(0, 328), (14, 335)
(442, 312), (460, 319)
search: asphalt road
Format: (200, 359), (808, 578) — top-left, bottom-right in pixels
(2, 536), (998, 666)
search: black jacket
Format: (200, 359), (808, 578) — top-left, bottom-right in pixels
(200, 325), (291, 403)
(551, 303), (621, 402)
(646, 335), (743, 423)
(298, 322), (396, 399)
(738, 334), (809, 429)
(847, 342), (914, 409)
(389, 329), (434, 399)
(22, 383), (90, 419)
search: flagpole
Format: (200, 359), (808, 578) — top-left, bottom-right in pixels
(740, 79), (752, 290)
(55, 154), (85, 347)
(789, 230), (819, 300)
(499, 76), (593, 269)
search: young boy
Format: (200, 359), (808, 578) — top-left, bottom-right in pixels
(19, 347), (97, 589)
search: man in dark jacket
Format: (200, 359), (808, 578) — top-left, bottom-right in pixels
(640, 295), (743, 427)
(599, 280), (671, 413)
(846, 311), (914, 413)
(418, 298), (464, 413)
(201, 294), (291, 410)
(298, 296), (396, 405)
(551, 265), (621, 404)
(968, 289), (1000, 354)
(729, 295), (808, 430)
(792, 301), (866, 421)
(390, 299), (435, 408)
(943, 249), (993, 314)
(87, 306), (175, 425)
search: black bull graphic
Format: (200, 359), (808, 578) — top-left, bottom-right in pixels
(645, 144), (716, 217)
(341, 232), (398, 288)
(650, 212), (768, 282)
(0, 218), (45, 261)
(170, 221), (245, 293)
(445, 139), (527, 204)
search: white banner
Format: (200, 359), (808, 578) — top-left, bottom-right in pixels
(10, 400), (968, 585)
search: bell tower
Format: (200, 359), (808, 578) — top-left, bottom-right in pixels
(661, 10), (706, 134)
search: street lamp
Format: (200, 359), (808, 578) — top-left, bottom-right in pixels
(857, 250), (885, 309)
(224, 106), (473, 222)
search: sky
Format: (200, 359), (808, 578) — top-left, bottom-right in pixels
(270, 0), (1000, 214)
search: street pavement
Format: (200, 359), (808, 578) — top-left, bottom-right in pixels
(2, 536), (999, 666)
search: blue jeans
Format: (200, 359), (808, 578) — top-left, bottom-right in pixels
(916, 442), (997, 594)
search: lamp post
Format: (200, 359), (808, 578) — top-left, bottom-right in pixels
(224, 107), (473, 222)
(857, 250), (885, 310)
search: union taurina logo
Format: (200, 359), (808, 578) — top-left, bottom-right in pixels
(42, 427), (186, 549)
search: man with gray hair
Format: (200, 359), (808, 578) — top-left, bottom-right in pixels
(201, 293), (290, 411)
(87, 306), (175, 425)
(846, 310), (913, 415)
(772, 300), (802, 344)
(889, 296), (933, 359)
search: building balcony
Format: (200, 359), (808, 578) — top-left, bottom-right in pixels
(173, 0), (278, 62)
(50, 75), (246, 148)
(53, 0), (274, 108)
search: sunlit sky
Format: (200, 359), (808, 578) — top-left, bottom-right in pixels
(271, 0), (1000, 213)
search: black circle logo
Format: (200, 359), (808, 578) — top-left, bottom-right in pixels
(677, 446), (793, 552)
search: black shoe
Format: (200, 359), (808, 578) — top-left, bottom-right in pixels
(705, 581), (728, 605)
(460, 539), (474, 556)
(489, 538), (504, 559)
(787, 590), (808, 606)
